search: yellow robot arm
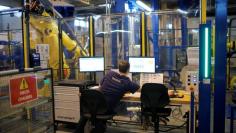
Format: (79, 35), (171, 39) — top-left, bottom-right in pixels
(62, 31), (81, 59)
(231, 76), (236, 89)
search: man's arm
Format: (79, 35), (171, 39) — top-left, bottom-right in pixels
(126, 81), (140, 94)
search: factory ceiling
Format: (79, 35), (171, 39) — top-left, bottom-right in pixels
(0, 0), (235, 15)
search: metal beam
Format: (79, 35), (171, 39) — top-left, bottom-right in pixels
(23, 0), (30, 68)
(151, 0), (159, 71)
(214, 0), (227, 133)
(140, 12), (147, 57)
(198, 0), (211, 133)
(89, 16), (95, 56)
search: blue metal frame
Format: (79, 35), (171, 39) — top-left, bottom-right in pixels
(190, 91), (195, 133)
(181, 17), (188, 48)
(199, 23), (211, 133)
(151, 0), (159, 71)
(111, 24), (118, 68)
(112, 0), (126, 13)
(111, 0), (126, 68)
(123, 15), (129, 61)
(230, 105), (236, 133)
(214, 0), (227, 132)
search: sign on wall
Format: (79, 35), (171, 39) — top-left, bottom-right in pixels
(9, 75), (38, 107)
(36, 44), (50, 68)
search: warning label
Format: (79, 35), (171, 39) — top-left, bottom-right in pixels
(9, 75), (38, 107)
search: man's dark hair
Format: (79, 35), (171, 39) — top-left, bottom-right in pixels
(118, 60), (130, 73)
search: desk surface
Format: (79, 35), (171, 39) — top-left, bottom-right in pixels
(122, 90), (195, 104)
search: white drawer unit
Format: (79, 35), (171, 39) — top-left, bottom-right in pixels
(54, 86), (80, 123)
(55, 108), (80, 123)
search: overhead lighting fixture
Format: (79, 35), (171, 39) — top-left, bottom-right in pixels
(177, 9), (188, 14)
(136, 0), (152, 12)
(96, 30), (131, 35)
(111, 30), (131, 33)
(96, 32), (108, 35)
(125, 3), (130, 12)
(98, 4), (111, 8)
(0, 5), (10, 11)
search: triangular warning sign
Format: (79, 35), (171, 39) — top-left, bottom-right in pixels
(20, 78), (29, 90)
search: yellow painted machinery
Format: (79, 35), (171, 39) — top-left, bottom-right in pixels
(28, 0), (87, 80)
(227, 41), (236, 89)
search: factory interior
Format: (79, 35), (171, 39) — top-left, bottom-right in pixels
(0, 0), (236, 133)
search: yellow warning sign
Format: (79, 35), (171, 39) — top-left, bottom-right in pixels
(20, 78), (29, 90)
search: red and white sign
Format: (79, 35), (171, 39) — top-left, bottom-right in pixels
(9, 75), (38, 107)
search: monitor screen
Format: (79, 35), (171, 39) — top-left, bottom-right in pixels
(129, 57), (155, 73)
(79, 57), (104, 72)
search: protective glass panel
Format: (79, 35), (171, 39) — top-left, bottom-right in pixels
(94, 13), (141, 72)
(146, 12), (183, 71)
(29, 14), (60, 80)
(60, 17), (91, 81)
(0, 11), (23, 70)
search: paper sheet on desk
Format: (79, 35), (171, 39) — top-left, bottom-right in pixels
(140, 73), (164, 87)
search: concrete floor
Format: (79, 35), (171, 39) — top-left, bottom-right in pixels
(56, 119), (187, 133)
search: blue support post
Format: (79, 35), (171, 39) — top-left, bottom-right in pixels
(214, 0), (227, 133)
(181, 17), (188, 48)
(112, 0), (126, 13)
(111, 0), (126, 68)
(151, 0), (159, 71)
(199, 24), (211, 133)
(111, 24), (118, 68)
(179, 0), (188, 48)
(190, 91), (195, 133)
(123, 16), (129, 61)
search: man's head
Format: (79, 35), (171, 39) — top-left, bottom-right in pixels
(118, 60), (130, 74)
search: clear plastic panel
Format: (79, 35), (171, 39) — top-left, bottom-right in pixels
(60, 17), (90, 81)
(0, 11), (23, 70)
(29, 14), (60, 80)
(94, 13), (141, 72)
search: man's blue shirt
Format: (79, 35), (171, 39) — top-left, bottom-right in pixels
(100, 71), (140, 112)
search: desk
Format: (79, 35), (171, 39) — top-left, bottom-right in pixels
(122, 90), (195, 104)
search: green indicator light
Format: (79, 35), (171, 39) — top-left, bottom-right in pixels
(44, 79), (50, 84)
(204, 27), (209, 78)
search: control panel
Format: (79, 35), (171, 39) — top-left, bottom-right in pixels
(185, 71), (199, 93)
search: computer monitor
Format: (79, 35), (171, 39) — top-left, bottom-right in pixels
(79, 57), (104, 72)
(129, 57), (155, 73)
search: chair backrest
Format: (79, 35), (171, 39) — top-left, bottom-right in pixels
(81, 89), (108, 117)
(141, 83), (170, 109)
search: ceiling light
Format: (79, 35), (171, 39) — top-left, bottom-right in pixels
(177, 9), (188, 14)
(136, 1), (152, 12)
(0, 5), (10, 11)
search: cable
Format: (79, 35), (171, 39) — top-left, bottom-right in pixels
(159, 122), (186, 132)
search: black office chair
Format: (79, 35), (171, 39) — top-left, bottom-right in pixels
(141, 83), (172, 133)
(80, 89), (114, 133)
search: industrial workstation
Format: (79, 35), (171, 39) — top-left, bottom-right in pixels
(0, 0), (235, 133)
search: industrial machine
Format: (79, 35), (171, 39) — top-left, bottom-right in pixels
(28, 0), (88, 79)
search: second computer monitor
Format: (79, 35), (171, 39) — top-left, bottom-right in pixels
(79, 57), (104, 72)
(129, 57), (155, 73)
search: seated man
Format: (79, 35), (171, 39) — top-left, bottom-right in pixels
(74, 60), (140, 133)
(99, 60), (140, 113)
